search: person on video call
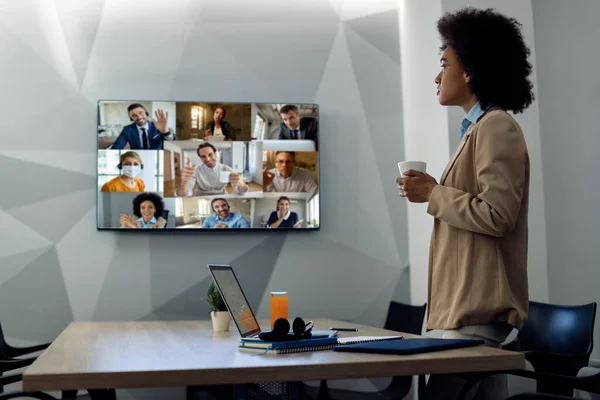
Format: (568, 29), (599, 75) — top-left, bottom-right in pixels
(176, 143), (249, 197)
(203, 106), (236, 141)
(101, 151), (146, 192)
(111, 103), (175, 150)
(277, 104), (318, 150)
(120, 192), (167, 229)
(263, 151), (317, 193)
(396, 8), (532, 399)
(202, 198), (250, 229)
(266, 196), (302, 229)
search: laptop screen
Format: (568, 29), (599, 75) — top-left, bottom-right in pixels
(207, 264), (261, 338)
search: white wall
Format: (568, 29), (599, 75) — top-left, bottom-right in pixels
(99, 101), (153, 126)
(249, 141), (264, 183)
(398, 0), (451, 306)
(532, 0), (600, 359)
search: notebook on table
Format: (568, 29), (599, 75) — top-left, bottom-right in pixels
(239, 336), (405, 355)
(334, 338), (485, 355)
(239, 337), (339, 355)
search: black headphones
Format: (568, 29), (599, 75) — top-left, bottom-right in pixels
(117, 163), (144, 170)
(258, 317), (314, 342)
(117, 152), (145, 170)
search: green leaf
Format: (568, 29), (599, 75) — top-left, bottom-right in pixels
(203, 281), (227, 312)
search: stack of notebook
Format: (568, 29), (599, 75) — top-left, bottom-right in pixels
(238, 335), (404, 355)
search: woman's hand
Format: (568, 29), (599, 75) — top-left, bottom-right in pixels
(396, 170), (438, 202)
(120, 214), (137, 228)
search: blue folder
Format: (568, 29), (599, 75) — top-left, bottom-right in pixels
(334, 338), (485, 355)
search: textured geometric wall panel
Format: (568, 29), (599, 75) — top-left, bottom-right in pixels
(0, 0), (409, 398)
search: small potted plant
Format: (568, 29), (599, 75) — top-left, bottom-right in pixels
(205, 281), (230, 332)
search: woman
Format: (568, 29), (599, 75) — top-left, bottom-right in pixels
(266, 196), (302, 229)
(101, 151), (145, 192)
(203, 106), (236, 141)
(397, 7), (533, 399)
(120, 192), (167, 229)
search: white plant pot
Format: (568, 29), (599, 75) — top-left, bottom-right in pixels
(211, 311), (231, 332)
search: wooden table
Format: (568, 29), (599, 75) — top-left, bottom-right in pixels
(22, 318), (524, 398)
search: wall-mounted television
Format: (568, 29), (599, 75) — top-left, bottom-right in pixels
(97, 100), (320, 230)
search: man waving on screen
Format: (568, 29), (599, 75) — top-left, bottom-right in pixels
(112, 103), (175, 150)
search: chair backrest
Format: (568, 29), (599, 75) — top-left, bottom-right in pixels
(0, 323), (7, 355)
(384, 301), (427, 335)
(518, 300), (597, 357)
(162, 210), (169, 228)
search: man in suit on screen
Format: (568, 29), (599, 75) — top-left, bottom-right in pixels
(111, 103), (176, 150)
(277, 104), (318, 150)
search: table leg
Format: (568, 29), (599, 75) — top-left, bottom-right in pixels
(287, 382), (300, 400)
(456, 373), (489, 400)
(186, 384), (235, 400)
(87, 389), (117, 400)
(61, 389), (77, 399)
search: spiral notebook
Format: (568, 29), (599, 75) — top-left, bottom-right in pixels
(239, 337), (338, 355)
(238, 335), (403, 355)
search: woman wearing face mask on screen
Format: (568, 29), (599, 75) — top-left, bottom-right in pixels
(101, 151), (146, 192)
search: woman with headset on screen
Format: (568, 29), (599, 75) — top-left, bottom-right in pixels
(203, 106), (236, 141)
(101, 151), (145, 192)
(266, 196), (302, 229)
(120, 192), (167, 229)
(176, 143), (248, 196)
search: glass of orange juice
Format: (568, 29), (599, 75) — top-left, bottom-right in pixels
(270, 292), (289, 329)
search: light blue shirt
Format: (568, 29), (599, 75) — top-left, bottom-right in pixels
(460, 102), (491, 140)
(202, 213), (250, 229)
(137, 216), (157, 229)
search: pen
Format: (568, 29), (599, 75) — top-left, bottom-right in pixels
(329, 327), (358, 332)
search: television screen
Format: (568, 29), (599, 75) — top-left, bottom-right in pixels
(97, 101), (320, 230)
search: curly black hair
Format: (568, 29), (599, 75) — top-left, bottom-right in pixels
(132, 192), (164, 219)
(437, 7), (534, 113)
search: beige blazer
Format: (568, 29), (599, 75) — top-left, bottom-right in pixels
(425, 107), (529, 331)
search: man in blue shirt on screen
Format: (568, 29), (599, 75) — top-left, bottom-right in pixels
(202, 198), (250, 229)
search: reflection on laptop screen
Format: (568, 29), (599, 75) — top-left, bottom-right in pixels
(208, 265), (261, 337)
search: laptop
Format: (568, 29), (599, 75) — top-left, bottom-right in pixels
(207, 264), (334, 339)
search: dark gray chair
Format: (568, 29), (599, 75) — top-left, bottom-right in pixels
(458, 301), (598, 399)
(161, 209), (169, 228)
(300, 301), (427, 400)
(505, 301), (597, 396)
(0, 323), (75, 399)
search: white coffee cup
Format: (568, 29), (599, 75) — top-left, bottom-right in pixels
(219, 171), (231, 183)
(398, 161), (427, 177)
